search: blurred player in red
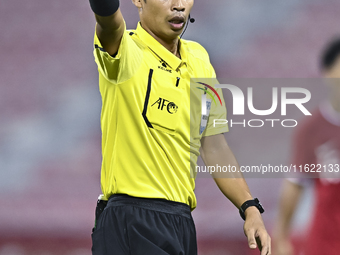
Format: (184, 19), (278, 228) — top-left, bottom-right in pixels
(273, 37), (340, 255)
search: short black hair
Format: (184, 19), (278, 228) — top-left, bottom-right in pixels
(320, 37), (340, 71)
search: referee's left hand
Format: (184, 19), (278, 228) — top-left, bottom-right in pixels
(243, 207), (271, 255)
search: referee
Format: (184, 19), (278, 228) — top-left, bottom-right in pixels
(89, 0), (271, 255)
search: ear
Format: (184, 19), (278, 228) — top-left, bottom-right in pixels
(132, 0), (143, 8)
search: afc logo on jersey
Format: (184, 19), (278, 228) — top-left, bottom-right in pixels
(151, 97), (178, 114)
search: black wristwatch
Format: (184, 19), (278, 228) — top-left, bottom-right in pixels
(239, 198), (264, 221)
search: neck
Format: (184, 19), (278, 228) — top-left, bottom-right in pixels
(160, 38), (179, 57)
(142, 25), (181, 58)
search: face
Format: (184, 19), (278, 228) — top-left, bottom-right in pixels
(132, 0), (194, 42)
(324, 55), (340, 97)
(324, 56), (340, 78)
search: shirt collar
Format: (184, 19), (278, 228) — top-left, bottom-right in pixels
(136, 22), (187, 71)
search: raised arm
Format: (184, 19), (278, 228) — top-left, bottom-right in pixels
(200, 134), (271, 255)
(90, 0), (125, 55)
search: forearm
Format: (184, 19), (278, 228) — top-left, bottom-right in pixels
(201, 134), (271, 254)
(90, 0), (124, 55)
(214, 177), (253, 209)
(201, 135), (252, 208)
(95, 9), (124, 31)
(274, 180), (303, 238)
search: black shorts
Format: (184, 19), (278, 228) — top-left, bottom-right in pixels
(91, 194), (197, 255)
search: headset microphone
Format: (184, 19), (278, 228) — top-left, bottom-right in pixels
(180, 14), (195, 39)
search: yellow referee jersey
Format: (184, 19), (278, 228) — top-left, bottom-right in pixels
(93, 22), (228, 210)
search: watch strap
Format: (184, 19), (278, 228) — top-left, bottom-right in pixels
(239, 198), (264, 220)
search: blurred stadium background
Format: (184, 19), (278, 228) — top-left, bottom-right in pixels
(0, 0), (339, 254)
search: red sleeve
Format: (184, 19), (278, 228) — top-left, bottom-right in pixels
(290, 114), (318, 180)
(291, 120), (316, 166)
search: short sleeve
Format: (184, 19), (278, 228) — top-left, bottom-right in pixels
(93, 22), (142, 84)
(202, 66), (229, 137)
(286, 116), (317, 184)
(291, 119), (316, 167)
